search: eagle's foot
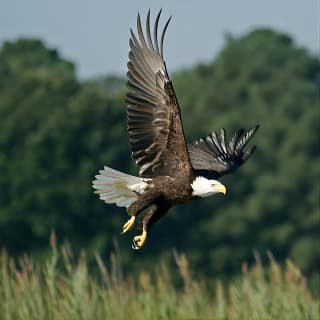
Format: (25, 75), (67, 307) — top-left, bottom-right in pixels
(132, 229), (147, 250)
(121, 216), (135, 234)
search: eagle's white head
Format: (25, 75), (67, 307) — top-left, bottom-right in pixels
(191, 176), (227, 198)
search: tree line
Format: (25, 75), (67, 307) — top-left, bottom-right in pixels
(0, 29), (318, 288)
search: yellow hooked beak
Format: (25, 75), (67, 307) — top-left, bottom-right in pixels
(212, 183), (227, 195)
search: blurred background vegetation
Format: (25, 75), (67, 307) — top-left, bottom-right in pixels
(0, 28), (319, 293)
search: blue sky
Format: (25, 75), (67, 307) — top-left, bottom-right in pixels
(0, 0), (318, 79)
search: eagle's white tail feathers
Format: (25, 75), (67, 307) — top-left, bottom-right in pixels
(92, 166), (145, 208)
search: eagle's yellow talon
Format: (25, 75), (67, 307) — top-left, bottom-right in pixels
(132, 229), (147, 250)
(122, 216), (135, 234)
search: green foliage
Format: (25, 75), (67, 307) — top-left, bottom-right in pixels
(0, 30), (319, 293)
(172, 29), (320, 288)
(0, 243), (318, 320)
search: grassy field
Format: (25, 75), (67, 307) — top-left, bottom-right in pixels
(0, 235), (318, 320)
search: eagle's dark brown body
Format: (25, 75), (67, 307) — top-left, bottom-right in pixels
(127, 174), (195, 237)
(129, 175), (195, 214)
(92, 10), (259, 250)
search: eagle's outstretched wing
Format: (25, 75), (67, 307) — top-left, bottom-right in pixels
(188, 125), (259, 178)
(126, 10), (191, 178)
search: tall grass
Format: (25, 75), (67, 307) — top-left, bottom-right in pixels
(0, 234), (318, 320)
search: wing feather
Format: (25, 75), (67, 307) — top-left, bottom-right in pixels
(126, 11), (191, 178)
(188, 125), (259, 178)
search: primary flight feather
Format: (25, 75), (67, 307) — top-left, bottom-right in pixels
(92, 10), (259, 250)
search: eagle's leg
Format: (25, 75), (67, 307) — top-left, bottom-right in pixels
(122, 191), (159, 235)
(132, 204), (170, 250)
(132, 228), (147, 250)
(122, 216), (135, 234)
(132, 205), (157, 250)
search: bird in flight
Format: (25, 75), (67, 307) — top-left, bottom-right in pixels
(93, 10), (259, 250)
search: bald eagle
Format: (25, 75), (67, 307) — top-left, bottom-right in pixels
(93, 10), (259, 250)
